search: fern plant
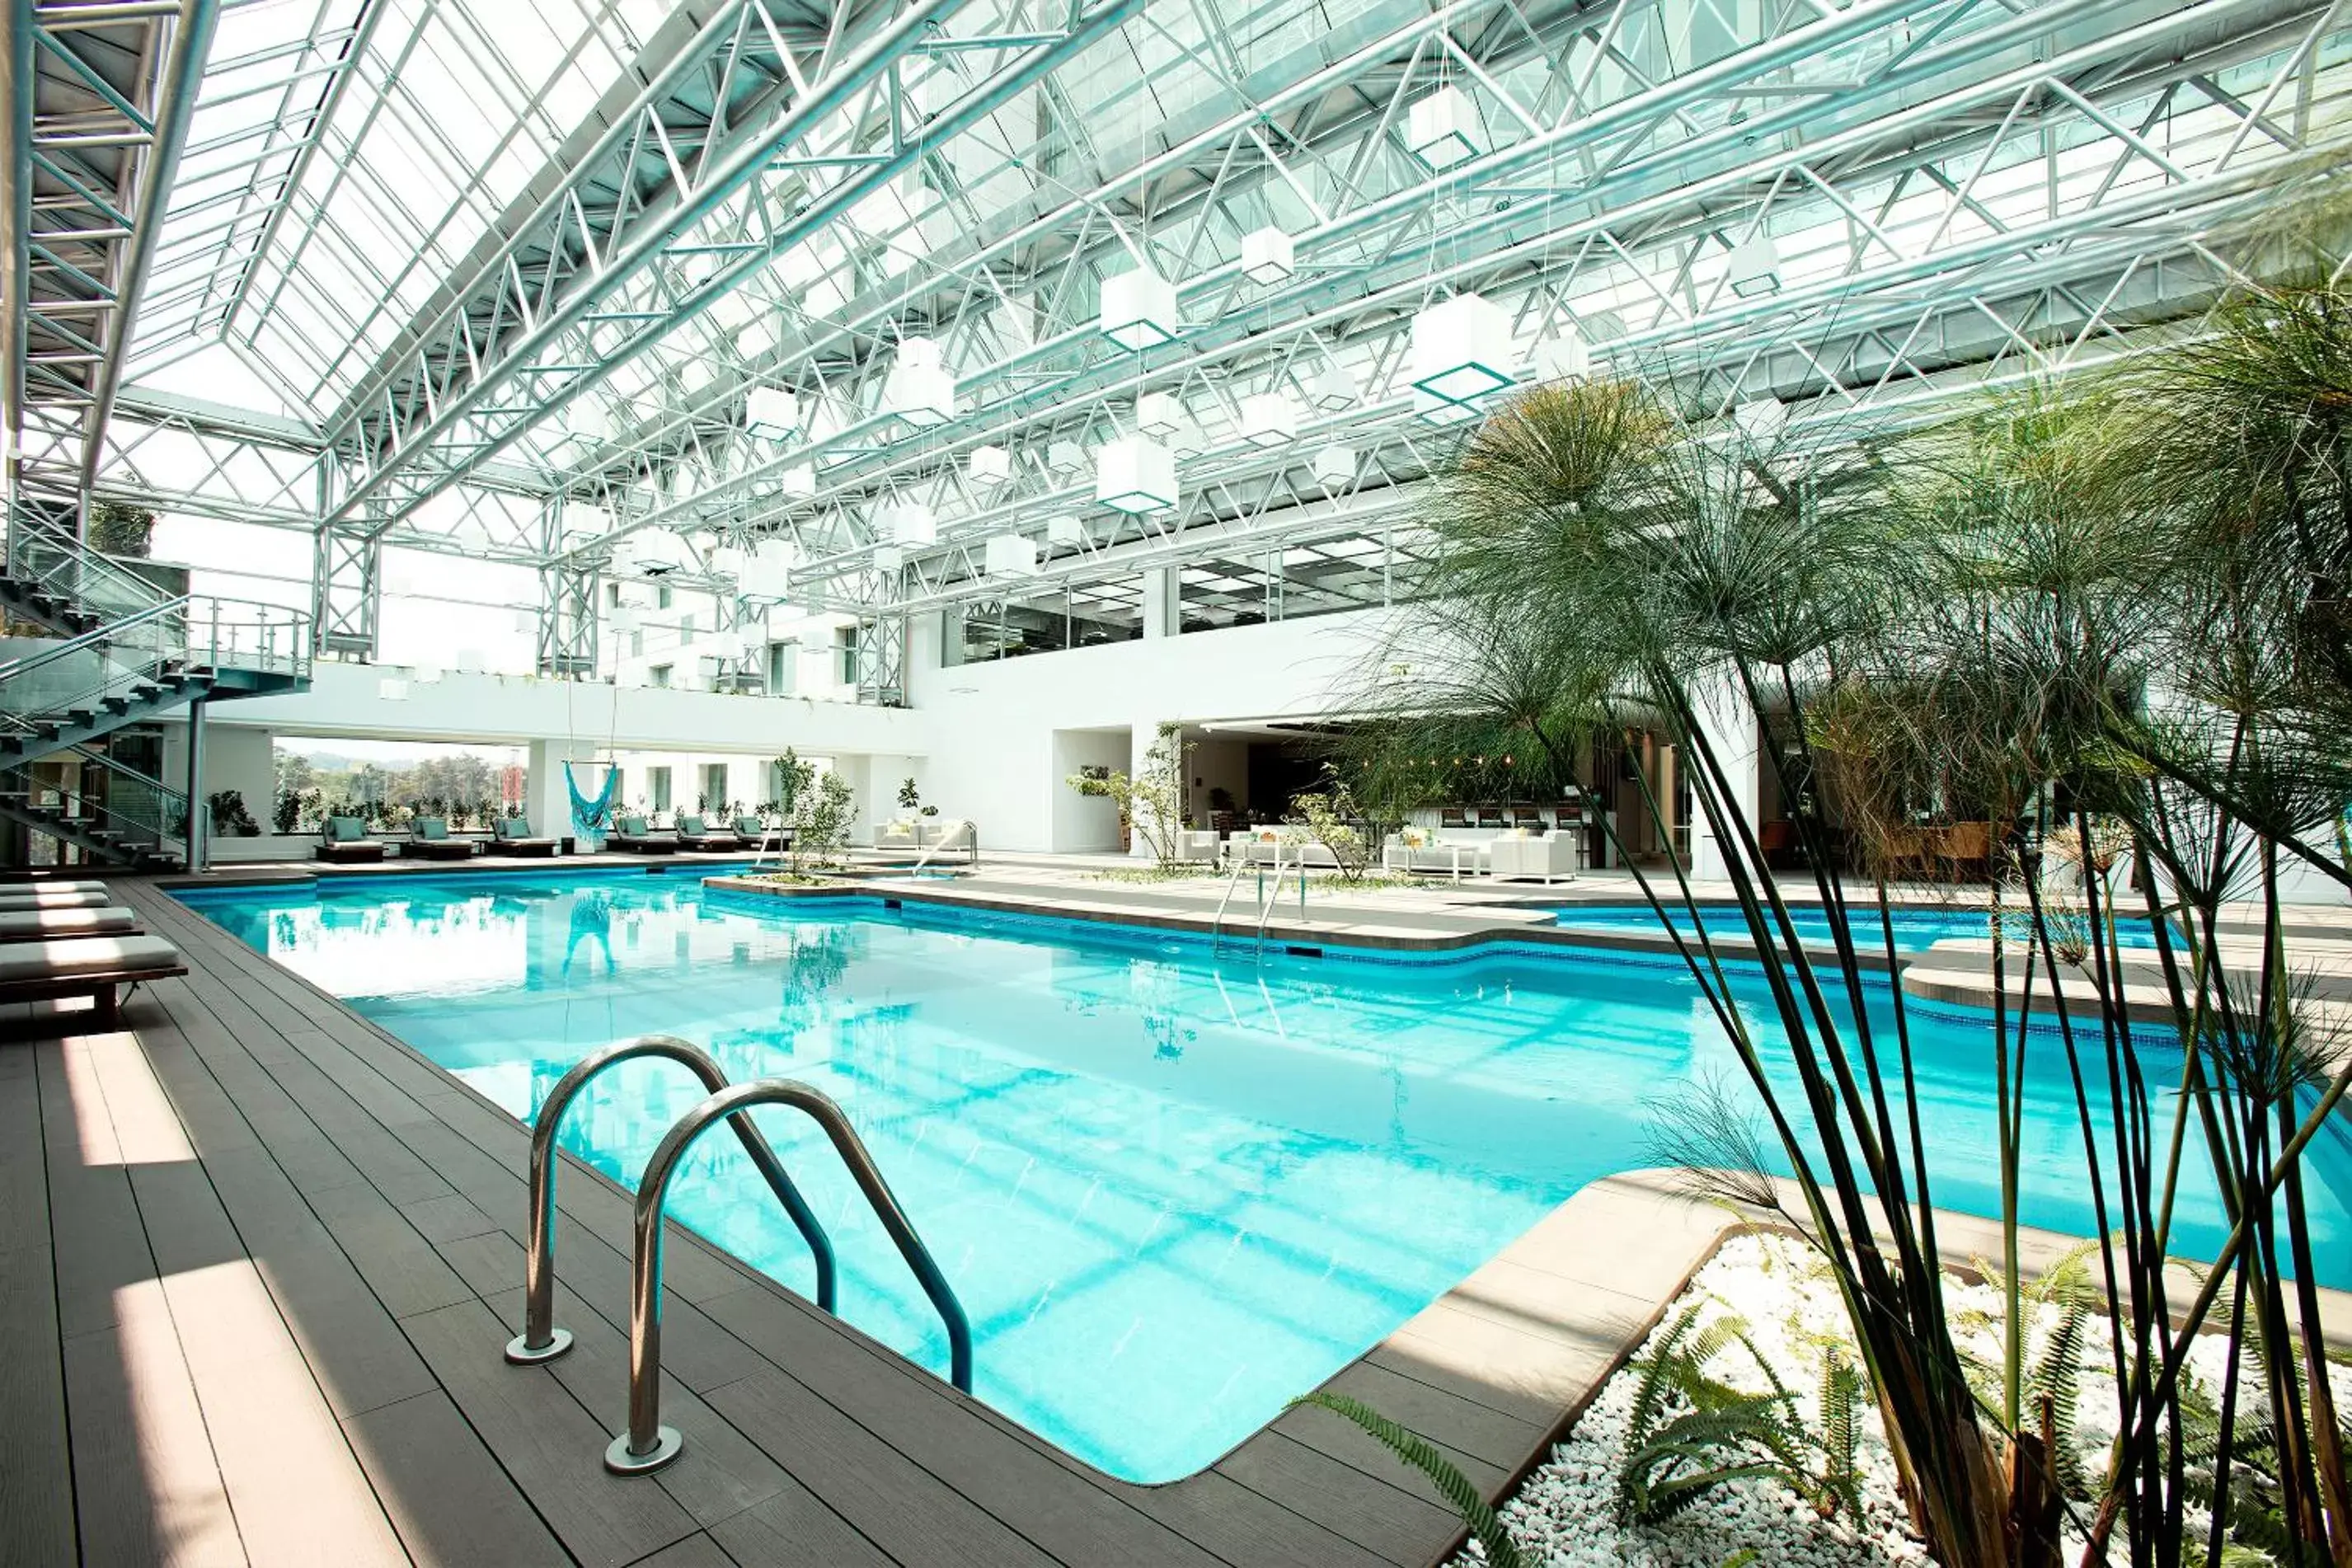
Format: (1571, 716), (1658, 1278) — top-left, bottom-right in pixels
(1288, 1393), (1526, 1568)
(1616, 1302), (1869, 1526)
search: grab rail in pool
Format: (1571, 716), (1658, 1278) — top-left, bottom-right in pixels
(605, 1077), (974, 1476)
(502, 1035), (838, 1367)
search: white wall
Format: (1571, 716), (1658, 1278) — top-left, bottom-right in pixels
(1051, 728), (1129, 852)
(906, 608), (1392, 852)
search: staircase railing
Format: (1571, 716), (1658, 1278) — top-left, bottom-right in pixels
(4, 769), (183, 861)
(0, 597), (192, 741)
(3, 510), (177, 624)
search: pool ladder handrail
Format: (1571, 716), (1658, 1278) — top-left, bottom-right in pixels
(1210, 840), (1309, 954)
(503, 1035), (838, 1367)
(606, 1077), (974, 1476)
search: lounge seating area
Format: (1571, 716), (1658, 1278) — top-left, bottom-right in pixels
(672, 813), (740, 851)
(491, 816), (563, 856)
(315, 815), (389, 862)
(0, 879), (184, 1024)
(401, 815), (477, 859)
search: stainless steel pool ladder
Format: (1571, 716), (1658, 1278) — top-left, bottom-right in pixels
(604, 1077), (974, 1476)
(1209, 842), (1308, 953)
(505, 1035), (838, 1368)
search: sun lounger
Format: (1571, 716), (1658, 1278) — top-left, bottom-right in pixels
(732, 816), (787, 853)
(317, 815), (389, 862)
(0, 888), (113, 912)
(0, 933), (186, 1025)
(0, 906), (140, 942)
(404, 817), (478, 860)
(608, 815), (677, 854)
(491, 817), (561, 857)
(0, 879), (110, 896)
(673, 814), (741, 851)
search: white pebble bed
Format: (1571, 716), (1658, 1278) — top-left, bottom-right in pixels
(1460, 1232), (2351, 1568)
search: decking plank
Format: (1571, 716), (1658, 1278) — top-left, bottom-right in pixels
(400, 1294), (702, 1568)
(1214, 1432), (1460, 1565)
(0, 1044), (77, 1566)
(343, 1390), (573, 1568)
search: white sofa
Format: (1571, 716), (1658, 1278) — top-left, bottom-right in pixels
(1223, 832), (1336, 867)
(1489, 833), (1579, 884)
(1170, 829), (1221, 864)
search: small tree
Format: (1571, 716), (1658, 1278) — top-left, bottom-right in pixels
(789, 770), (857, 870)
(1288, 782), (1371, 881)
(1065, 721), (1188, 866)
(772, 749), (815, 818)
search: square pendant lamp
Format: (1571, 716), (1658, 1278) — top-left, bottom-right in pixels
(1411, 292), (1515, 404)
(745, 386), (800, 440)
(779, 463), (818, 499)
(984, 533), (1039, 577)
(874, 543), (905, 571)
(1135, 391), (1182, 436)
(1241, 391), (1299, 447)
(1407, 84), (1483, 168)
(1533, 328), (1591, 383)
(885, 500), (937, 547)
(1307, 363), (1356, 411)
(1734, 397), (1790, 439)
(708, 544), (747, 579)
(738, 540), (797, 599)
(1046, 438), (1087, 477)
(1100, 265), (1180, 350)
(1045, 514), (1086, 547)
(1095, 434), (1177, 514)
(1725, 234), (1782, 298)
(1169, 419), (1208, 458)
(627, 528), (692, 575)
(1240, 227), (1296, 285)
(885, 336), (954, 425)
(968, 444), (1012, 486)
(1311, 444), (1356, 485)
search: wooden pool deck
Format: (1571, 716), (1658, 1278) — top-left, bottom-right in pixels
(2, 876), (1718, 1568)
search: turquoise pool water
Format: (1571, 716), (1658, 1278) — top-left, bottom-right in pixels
(1553, 900), (2160, 955)
(179, 871), (2350, 1482)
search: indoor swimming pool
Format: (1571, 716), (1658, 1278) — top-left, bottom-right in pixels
(178, 870), (2350, 1483)
(1552, 899), (2163, 955)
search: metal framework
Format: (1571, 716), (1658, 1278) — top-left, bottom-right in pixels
(6, 0), (2348, 683)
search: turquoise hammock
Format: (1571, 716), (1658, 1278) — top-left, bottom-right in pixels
(565, 761), (620, 845)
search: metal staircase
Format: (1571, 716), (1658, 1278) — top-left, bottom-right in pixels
(0, 511), (312, 871)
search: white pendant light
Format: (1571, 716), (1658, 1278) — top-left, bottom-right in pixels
(1239, 227), (1295, 285)
(627, 528), (692, 575)
(1045, 514), (1086, 547)
(1733, 398), (1789, 439)
(738, 540), (797, 599)
(1411, 292), (1515, 404)
(1046, 438), (1086, 476)
(1095, 434), (1177, 514)
(745, 386), (800, 440)
(1168, 420), (1209, 458)
(884, 500), (937, 547)
(1099, 264), (1179, 350)
(984, 533), (1039, 577)
(874, 542), (904, 571)
(1135, 391), (1182, 437)
(1725, 234), (1781, 298)
(968, 444), (1012, 486)
(1240, 391), (1299, 447)
(709, 544), (748, 579)
(779, 463), (817, 499)
(1306, 363), (1357, 411)
(1310, 444), (1356, 486)
(1406, 84), (1483, 168)
(1533, 328), (1592, 383)
(885, 336), (954, 425)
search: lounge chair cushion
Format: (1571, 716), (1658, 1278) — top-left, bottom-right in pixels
(0, 907), (138, 941)
(0, 889), (112, 911)
(495, 818), (533, 839)
(732, 817), (766, 839)
(326, 815), (371, 843)
(0, 934), (181, 984)
(615, 815), (647, 836)
(676, 815), (707, 835)
(0, 879), (110, 896)
(413, 817), (451, 841)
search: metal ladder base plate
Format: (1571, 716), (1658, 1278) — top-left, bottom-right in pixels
(503, 1329), (573, 1365)
(604, 1425), (683, 1475)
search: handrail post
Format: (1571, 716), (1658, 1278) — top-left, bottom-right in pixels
(504, 1035), (838, 1366)
(609, 1077), (972, 1476)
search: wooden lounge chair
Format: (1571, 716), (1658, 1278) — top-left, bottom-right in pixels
(0, 888), (113, 912)
(672, 814), (741, 852)
(0, 933), (186, 1026)
(491, 817), (561, 857)
(0, 906), (139, 942)
(608, 815), (678, 854)
(317, 815), (389, 862)
(404, 816), (478, 860)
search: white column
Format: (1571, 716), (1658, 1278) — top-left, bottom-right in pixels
(527, 739), (606, 849)
(1140, 566), (1179, 638)
(1685, 675), (1760, 885)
